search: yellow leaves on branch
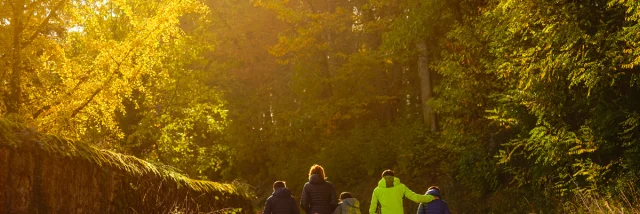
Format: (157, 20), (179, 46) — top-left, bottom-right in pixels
(32, 0), (213, 141)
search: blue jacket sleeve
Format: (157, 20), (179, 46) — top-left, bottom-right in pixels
(444, 201), (450, 214)
(417, 203), (425, 214)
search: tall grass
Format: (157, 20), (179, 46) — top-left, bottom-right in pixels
(563, 184), (640, 214)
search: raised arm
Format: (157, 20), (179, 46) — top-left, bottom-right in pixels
(403, 185), (434, 203)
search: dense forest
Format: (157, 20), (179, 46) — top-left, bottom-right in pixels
(2, 0), (640, 213)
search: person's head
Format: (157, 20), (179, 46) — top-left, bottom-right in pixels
(273, 181), (286, 190)
(426, 186), (441, 197)
(308, 164), (326, 180)
(381, 169), (395, 178)
(339, 192), (353, 201)
(381, 169), (395, 187)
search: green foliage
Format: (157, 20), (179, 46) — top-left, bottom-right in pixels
(212, 0), (640, 212)
(428, 0), (640, 212)
(3, 0), (640, 213)
(0, 0), (235, 182)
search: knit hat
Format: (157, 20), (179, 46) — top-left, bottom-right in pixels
(426, 188), (441, 197)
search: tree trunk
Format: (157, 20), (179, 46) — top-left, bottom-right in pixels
(322, 0), (335, 99)
(417, 40), (437, 131)
(6, 0), (25, 114)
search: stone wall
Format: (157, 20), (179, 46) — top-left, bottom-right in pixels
(0, 120), (254, 213)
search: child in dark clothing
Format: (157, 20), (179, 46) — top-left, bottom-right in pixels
(264, 181), (300, 214)
(417, 186), (450, 214)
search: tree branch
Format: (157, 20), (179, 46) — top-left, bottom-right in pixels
(68, 60), (122, 119)
(65, 4), (169, 119)
(20, 0), (66, 49)
(32, 75), (92, 119)
(69, 86), (103, 118)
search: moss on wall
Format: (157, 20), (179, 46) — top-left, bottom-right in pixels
(0, 118), (254, 213)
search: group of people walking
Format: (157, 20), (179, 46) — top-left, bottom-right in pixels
(263, 164), (450, 214)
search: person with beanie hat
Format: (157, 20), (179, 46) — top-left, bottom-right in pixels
(369, 170), (435, 214)
(417, 186), (450, 214)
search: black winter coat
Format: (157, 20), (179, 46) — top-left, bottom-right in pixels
(264, 188), (300, 214)
(300, 174), (338, 214)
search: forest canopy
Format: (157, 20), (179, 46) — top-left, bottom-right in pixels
(2, 0), (640, 213)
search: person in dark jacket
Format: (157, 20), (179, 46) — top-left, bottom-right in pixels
(417, 186), (450, 214)
(332, 192), (361, 214)
(301, 164), (338, 214)
(264, 181), (300, 214)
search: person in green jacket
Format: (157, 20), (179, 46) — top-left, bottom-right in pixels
(369, 170), (435, 214)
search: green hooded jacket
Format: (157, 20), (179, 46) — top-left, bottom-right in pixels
(369, 177), (434, 214)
